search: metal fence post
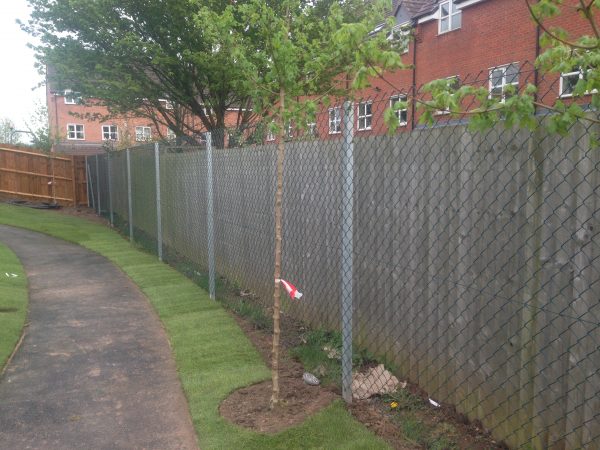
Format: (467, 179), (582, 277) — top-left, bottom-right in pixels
(107, 152), (114, 226)
(155, 142), (163, 261)
(341, 100), (354, 403)
(206, 132), (216, 300)
(95, 154), (101, 214)
(126, 148), (133, 242)
(86, 156), (95, 211)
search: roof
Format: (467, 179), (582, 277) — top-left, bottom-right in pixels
(393, 0), (438, 19)
(394, 0), (489, 20)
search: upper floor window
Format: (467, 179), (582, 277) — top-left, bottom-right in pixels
(357, 101), (373, 131)
(388, 24), (410, 54)
(102, 125), (118, 141)
(439, 0), (461, 34)
(64, 89), (82, 105)
(135, 126), (151, 142)
(390, 95), (408, 126)
(67, 124), (84, 140)
(329, 107), (341, 134)
(166, 128), (176, 140)
(159, 98), (174, 110)
(489, 63), (519, 101)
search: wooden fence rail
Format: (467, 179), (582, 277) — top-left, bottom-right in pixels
(0, 146), (87, 206)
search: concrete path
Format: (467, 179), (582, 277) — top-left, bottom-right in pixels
(0, 226), (198, 450)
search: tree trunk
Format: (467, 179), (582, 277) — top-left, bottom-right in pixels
(269, 87), (286, 410)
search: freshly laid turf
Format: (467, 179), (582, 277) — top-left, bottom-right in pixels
(0, 204), (389, 450)
(0, 241), (27, 371)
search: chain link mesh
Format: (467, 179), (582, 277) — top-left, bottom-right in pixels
(89, 67), (600, 449)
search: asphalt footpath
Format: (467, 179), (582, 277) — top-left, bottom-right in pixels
(0, 225), (199, 450)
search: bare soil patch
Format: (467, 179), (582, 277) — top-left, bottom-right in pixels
(220, 313), (338, 434)
(220, 377), (337, 434)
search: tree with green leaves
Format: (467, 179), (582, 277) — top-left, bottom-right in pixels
(0, 118), (19, 145)
(23, 0), (257, 143)
(26, 101), (53, 152)
(223, 0), (406, 408)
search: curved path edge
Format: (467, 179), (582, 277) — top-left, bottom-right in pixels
(0, 225), (199, 450)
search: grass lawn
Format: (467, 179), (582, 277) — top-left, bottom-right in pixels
(0, 204), (389, 450)
(0, 241), (27, 371)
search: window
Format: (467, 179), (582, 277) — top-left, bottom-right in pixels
(67, 124), (84, 140)
(102, 125), (118, 141)
(159, 98), (174, 110)
(307, 121), (317, 137)
(135, 126), (151, 141)
(286, 123), (294, 139)
(489, 63), (519, 101)
(329, 107), (341, 134)
(435, 76), (460, 115)
(388, 24), (410, 54)
(439, 0), (461, 33)
(560, 67), (594, 97)
(390, 95), (408, 126)
(357, 101), (373, 131)
(166, 128), (176, 140)
(266, 124), (275, 141)
(64, 89), (82, 105)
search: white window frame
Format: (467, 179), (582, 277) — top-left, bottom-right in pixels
(135, 126), (152, 142)
(101, 125), (118, 141)
(559, 67), (596, 98)
(166, 128), (176, 140)
(159, 98), (174, 110)
(285, 122), (294, 139)
(329, 107), (342, 134)
(388, 23), (410, 54)
(390, 94), (408, 126)
(439, 0), (461, 34)
(489, 63), (519, 102)
(64, 89), (81, 105)
(67, 124), (85, 140)
(307, 121), (317, 136)
(357, 101), (373, 131)
(435, 76), (460, 115)
(266, 124), (275, 141)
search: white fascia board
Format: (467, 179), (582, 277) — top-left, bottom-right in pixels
(456, 0), (488, 9)
(395, 20), (412, 29)
(417, 12), (437, 24)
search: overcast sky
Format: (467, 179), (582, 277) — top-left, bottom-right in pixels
(0, 0), (45, 131)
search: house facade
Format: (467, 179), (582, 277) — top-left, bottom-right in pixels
(46, 82), (176, 155)
(311, 0), (595, 139)
(47, 0), (595, 150)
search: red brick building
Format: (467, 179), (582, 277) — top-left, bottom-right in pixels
(48, 0), (596, 150)
(46, 85), (169, 155)
(313, 0), (596, 138)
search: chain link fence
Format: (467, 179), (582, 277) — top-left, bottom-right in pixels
(88, 66), (599, 449)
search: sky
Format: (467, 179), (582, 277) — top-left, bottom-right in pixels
(0, 0), (45, 133)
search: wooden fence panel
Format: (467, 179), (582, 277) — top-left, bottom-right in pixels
(0, 147), (87, 206)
